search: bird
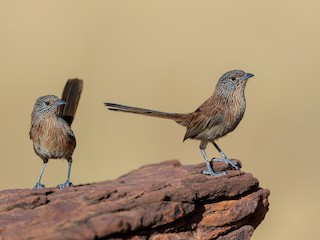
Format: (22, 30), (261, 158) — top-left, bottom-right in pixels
(105, 70), (254, 176)
(30, 79), (83, 189)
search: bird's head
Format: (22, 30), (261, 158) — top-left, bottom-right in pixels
(215, 70), (254, 93)
(33, 95), (65, 115)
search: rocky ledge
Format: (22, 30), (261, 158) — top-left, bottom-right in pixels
(0, 160), (269, 240)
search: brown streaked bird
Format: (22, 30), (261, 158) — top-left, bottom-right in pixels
(30, 79), (83, 189)
(105, 70), (254, 176)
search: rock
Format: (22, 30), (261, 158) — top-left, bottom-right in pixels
(0, 160), (269, 240)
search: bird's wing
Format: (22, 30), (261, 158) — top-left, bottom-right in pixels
(66, 127), (76, 148)
(183, 103), (224, 141)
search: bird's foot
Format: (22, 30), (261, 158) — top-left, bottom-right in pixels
(57, 180), (73, 189)
(33, 182), (45, 189)
(213, 157), (240, 170)
(201, 169), (227, 177)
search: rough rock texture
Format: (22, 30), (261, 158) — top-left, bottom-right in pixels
(0, 160), (269, 240)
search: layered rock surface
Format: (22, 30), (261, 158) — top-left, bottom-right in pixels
(0, 160), (269, 240)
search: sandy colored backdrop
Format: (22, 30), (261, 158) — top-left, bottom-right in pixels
(1, 1), (319, 239)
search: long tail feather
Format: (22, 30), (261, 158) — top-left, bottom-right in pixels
(59, 78), (84, 125)
(104, 102), (190, 127)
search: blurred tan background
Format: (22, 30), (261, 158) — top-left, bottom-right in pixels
(0, 0), (319, 239)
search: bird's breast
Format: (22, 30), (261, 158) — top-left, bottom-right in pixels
(222, 91), (246, 134)
(30, 117), (75, 160)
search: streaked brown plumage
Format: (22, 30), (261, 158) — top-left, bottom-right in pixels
(105, 70), (254, 176)
(30, 79), (83, 189)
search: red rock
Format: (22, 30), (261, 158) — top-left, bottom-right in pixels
(0, 160), (269, 240)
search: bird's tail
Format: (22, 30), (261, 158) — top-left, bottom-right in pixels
(59, 78), (84, 126)
(105, 102), (190, 127)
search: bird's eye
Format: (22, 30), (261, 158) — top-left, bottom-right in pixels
(231, 76), (236, 81)
(45, 101), (50, 106)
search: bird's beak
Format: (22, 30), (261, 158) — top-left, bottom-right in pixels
(243, 73), (254, 80)
(56, 99), (66, 106)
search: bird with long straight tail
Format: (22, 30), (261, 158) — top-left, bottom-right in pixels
(105, 70), (254, 176)
(30, 79), (83, 189)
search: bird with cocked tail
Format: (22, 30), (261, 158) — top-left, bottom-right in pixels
(30, 79), (83, 189)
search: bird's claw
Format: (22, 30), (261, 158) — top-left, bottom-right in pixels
(213, 157), (240, 170)
(33, 182), (45, 189)
(57, 181), (73, 189)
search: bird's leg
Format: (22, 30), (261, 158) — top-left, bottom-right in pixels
(33, 162), (47, 189)
(57, 159), (73, 189)
(212, 141), (240, 170)
(200, 146), (226, 176)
